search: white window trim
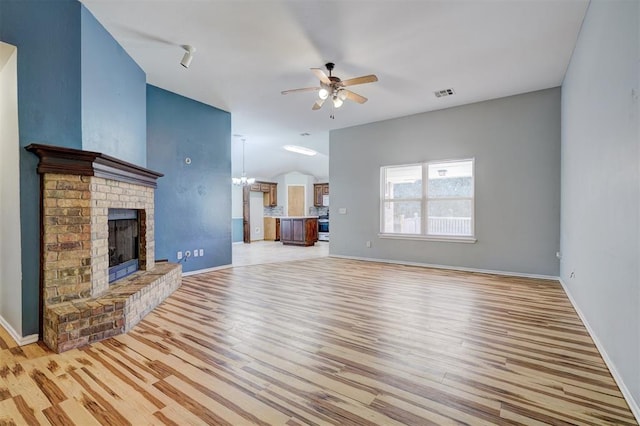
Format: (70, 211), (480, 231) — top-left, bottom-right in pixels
(378, 233), (477, 243)
(379, 158), (475, 242)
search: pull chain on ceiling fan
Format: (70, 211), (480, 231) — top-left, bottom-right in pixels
(281, 62), (378, 117)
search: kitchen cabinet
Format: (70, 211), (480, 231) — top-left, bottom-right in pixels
(313, 183), (329, 207)
(263, 182), (277, 207)
(280, 217), (318, 246)
(264, 217), (280, 241)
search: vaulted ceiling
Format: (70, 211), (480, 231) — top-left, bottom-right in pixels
(80, 0), (589, 179)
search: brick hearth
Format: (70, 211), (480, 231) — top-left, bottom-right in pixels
(45, 263), (181, 352)
(27, 144), (182, 353)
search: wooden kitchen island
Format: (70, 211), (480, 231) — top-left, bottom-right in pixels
(280, 216), (318, 246)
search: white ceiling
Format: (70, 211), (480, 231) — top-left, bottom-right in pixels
(80, 0), (589, 180)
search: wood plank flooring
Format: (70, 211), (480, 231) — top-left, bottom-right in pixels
(0, 258), (637, 425)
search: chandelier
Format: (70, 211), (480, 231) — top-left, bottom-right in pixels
(232, 138), (255, 186)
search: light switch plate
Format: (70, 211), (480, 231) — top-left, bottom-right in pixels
(338, 208), (347, 214)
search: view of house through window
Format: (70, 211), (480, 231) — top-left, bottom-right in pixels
(381, 159), (474, 238)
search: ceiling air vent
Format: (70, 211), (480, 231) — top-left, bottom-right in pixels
(434, 88), (455, 98)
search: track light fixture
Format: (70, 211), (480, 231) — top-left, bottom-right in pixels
(180, 45), (196, 68)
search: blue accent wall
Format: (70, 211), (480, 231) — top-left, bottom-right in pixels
(1, 0), (83, 335)
(232, 218), (244, 243)
(146, 85), (232, 272)
(80, 5), (146, 166)
(1, 0), (148, 335)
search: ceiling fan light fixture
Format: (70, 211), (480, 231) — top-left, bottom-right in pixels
(283, 145), (317, 156)
(318, 87), (329, 100)
(282, 62), (378, 112)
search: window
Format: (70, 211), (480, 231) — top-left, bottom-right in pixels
(380, 159), (474, 241)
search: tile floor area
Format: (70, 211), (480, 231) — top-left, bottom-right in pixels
(232, 240), (329, 267)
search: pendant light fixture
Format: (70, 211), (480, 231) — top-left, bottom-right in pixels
(232, 138), (256, 186)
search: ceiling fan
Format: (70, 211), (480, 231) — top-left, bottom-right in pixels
(281, 62), (378, 111)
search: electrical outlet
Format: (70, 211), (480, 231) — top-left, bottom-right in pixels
(185, 250), (191, 258)
(177, 251), (183, 260)
(199, 249), (204, 256)
(339, 208), (347, 214)
(366, 241), (371, 248)
(194, 249), (199, 257)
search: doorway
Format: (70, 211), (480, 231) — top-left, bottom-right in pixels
(287, 185), (305, 216)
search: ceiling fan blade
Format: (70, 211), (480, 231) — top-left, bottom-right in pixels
(341, 74), (378, 87)
(281, 86), (320, 95)
(311, 68), (331, 85)
(344, 90), (368, 104)
(312, 99), (325, 110)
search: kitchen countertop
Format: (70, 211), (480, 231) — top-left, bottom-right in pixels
(278, 216), (318, 219)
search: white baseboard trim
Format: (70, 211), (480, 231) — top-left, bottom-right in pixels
(18, 334), (39, 345)
(182, 263), (232, 277)
(0, 315), (38, 346)
(558, 278), (640, 422)
(328, 254), (559, 281)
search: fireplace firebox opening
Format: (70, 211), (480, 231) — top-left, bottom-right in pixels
(108, 208), (140, 283)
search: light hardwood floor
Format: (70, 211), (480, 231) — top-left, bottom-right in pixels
(0, 257), (637, 425)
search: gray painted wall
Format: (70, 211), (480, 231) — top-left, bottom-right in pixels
(232, 185), (243, 218)
(561, 0), (639, 413)
(0, 43), (22, 339)
(330, 88), (561, 276)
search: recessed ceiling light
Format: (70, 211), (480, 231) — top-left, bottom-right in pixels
(284, 145), (317, 156)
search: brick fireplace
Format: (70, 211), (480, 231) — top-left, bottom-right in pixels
(27, 144), (182, 352)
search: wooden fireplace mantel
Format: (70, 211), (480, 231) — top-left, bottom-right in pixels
(26, 143), (163, 188)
